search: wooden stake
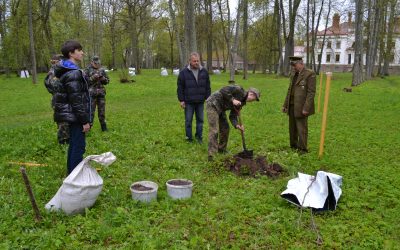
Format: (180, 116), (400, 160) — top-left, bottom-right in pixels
(20, 167), (42, 222)
(9, 162), (47, 167)
(317, 71), (324, 113)
(319, 72), (332, 158)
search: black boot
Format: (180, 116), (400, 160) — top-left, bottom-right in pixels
(101, 123), (108, 132)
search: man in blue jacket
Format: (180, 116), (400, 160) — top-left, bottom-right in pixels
(177, 52), (211, 143)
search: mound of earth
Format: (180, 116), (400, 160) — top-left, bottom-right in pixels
(225, 154), (285, 178)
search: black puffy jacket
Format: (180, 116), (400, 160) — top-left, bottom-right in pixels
(177, 66), (211, 103)
(53, 60), (91, 124)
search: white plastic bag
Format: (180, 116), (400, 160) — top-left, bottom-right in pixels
(45, 152), (116, 215)
(281, 171), (342, 211)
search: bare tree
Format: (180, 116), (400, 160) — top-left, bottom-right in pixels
(381, 0), (398, 76)
(205, 0), (213, 72)
(0, 0), (10, 76)
(281, 0), (301, 76)
(168, 0), (185, 68)
(229, 0), (242, 82)
(185, 0), (197, 58)
(38, 0), (55, 56)
(216, 0), (232, 73)
(28, 0), (37, 84)
(352, 0), (364, 86)
(365, 0), (380, 79)
(242, 0), (248, 79)
(316, 0), (331, 75)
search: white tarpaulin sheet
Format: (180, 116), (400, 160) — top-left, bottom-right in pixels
(281, 171), (342, 211)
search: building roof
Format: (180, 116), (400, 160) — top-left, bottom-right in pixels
(316, 21), (354, 36)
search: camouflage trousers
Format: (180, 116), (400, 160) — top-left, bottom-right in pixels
(91, 95), (106, 126)
(206, 103), (230, 156)
(57, 122), (70, 144)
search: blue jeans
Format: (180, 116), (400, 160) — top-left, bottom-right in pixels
(67, 123), (86, 174)
(185, 102), (204, 140)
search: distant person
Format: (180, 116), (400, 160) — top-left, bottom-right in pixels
(54, 40), (91, 174)
(206, 85), (260, 161)
(282, 56), (316, 154)
(177, 52), (211, 143)
(44, 54), (70, 144)
(85, 56), (110, 131)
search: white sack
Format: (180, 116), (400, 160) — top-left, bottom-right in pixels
(173, 69), (179, 76)
(281, 171), (342, 211)
(45, 152), (116, 215)
(161, 68), (168, 76)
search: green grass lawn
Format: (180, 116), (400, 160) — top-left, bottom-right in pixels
(0, 70), (399, 249)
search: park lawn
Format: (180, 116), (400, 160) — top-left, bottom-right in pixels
(0, 70), (399, 249)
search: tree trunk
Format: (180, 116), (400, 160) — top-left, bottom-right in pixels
(242, 0), (248, 80)
(377, 2), (388, 76)
(28, 0), (37, 84)
(365, 0), (380, 79)
(0, 0), (10, 76)
(352, 0), (365, 86)
(316, 0), (331, 74)
(169, 0), (185, 68)
(216, 0), (232, 74)
(185, 0), (197, 58)
(382, 0), (397, 76)
(306, 0), (310, 67)
(38, 0), (55, 55)
(206, 0), (213, 72)
(281, 0), (301, 76)
(230, 0), (241, 83)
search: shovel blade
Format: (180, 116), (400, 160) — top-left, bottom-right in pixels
(237, 149), (253, 159)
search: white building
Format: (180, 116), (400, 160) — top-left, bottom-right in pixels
(299, 13), (400, 73)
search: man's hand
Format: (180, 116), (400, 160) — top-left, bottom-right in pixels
(92, 73), (100, 80)
(282, 107), (287, 113)
(236, 124), (244, 132)
(180, 101), (186, 109)
(233, 99), (241, 106)
(82, 123), (91, 133)
(302, 110), (309, 116)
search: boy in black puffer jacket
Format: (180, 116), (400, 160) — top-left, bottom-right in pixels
(53, 40), (91, 174)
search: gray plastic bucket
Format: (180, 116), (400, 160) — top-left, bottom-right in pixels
(130, 181), (158, 203)
(166, 179), (193, 200)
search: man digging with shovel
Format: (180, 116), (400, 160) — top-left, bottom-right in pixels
(206, 85), (260, 161)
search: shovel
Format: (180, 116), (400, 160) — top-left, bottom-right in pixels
(236, 109), (253, 159)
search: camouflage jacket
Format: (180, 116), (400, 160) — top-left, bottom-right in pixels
(206, 85), (248, 127)
(85, 66), (110, 96)
(44, 65), (62, 95)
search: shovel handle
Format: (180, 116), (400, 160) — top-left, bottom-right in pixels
(237, 110), (247, 151)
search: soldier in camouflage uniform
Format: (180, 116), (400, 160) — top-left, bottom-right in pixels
(44, 54), (70, 144)
(206, 85), (260, 161)
(85, 56), (110, 131)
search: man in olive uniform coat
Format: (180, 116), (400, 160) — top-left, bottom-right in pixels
(206, 85), (260, 161)
(282, 56), (316, 153)
(85, 56), (110, 131)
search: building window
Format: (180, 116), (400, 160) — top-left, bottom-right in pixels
(318, 42), (323, 49)
(318, 54), (322, 62)
(335, 54), (340, 63)
(336, 42), (341, 49)
(348, 54), (351, 64)
(327, 41), (332, 49)
(326, 54), (331, 63)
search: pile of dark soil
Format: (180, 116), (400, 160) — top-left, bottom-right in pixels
(225, 154), (285, 178)
(132, 184), (153, 191)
